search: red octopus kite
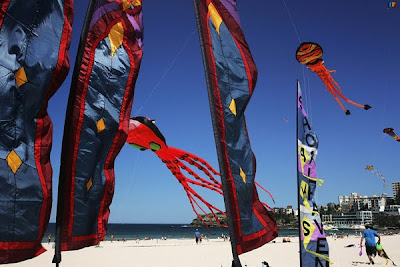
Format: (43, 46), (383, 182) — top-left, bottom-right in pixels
(126, 117), (274, 228)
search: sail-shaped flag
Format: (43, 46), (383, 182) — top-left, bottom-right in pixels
(193, 0), (277, 263)
(53, 0), (143, 259)
(297, 81), (331, 266)
(0, 0), (73, 263)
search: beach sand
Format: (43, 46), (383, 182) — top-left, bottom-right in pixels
(8, 235), (400, 266)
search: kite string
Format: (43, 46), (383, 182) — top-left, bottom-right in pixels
(281, 0), (302, 43)
(133, 28), (196, 116)
(281, 0), (315, 122)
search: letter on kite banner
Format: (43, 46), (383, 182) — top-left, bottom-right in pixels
(0, 0), (73, 263)
(297, 81), (331, 266)
(54, 0), (143, 254)
(193, 0), (277, 258)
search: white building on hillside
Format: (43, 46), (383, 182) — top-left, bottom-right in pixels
(338, 192), (394, 212)
(393, 182), (400, 198)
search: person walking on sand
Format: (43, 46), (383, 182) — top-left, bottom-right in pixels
(360, 225), (380, 265)
(194, 229), (201, 244)
(48, 234), (51, 244)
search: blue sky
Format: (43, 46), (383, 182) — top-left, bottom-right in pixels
(48, 0), (400, 223)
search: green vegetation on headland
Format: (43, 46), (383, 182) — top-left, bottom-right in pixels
(190, 212), (297, 228)
(190, 213), (227, 227)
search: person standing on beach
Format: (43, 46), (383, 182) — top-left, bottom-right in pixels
(194, 229), (201, 244)
(48, 234), (51, 244)
(360, 225), (380, 265)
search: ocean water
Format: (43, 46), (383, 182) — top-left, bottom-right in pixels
(43, 223), (357, 242)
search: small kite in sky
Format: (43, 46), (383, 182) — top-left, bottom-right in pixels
(296, 42), (371, 115)
(365, 165), (387, 187)
(383, 128), (400, 142)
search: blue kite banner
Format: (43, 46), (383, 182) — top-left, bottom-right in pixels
(0, 0), (73, 263)
(54, 0), (143, 254)
(193, 0), (278, 261)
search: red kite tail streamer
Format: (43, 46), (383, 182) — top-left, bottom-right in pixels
(307, 61), (371, 114)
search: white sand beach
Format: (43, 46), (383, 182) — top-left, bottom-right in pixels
(8, 235), (400, 267)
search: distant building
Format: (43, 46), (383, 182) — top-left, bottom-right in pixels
(293, 208), (298, 216)
(322, 214), (333, 223)
(338, 192), (394, 212)
(273, 207), (286, 214)
(331, 211), (372, 228)
(384, 205), (400, 216)
(286, 206), (293, 215)
(393, 182), (400, 198)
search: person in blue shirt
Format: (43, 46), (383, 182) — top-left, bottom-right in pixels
(360, 225), (380, 265)
(194, 229), (201, 244)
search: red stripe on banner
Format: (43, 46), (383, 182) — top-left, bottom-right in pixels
(236, 244), (242, 255)
(39, 0), (74, 115)
(34, 118), (48, 242)
(0, 241), (40, 250)
(233, 37), (253, 94)
(242, 227), (268, 242)
(0, 0), (10, 29)
(0, 240), (46, 263)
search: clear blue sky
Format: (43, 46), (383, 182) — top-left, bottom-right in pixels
(48, 0), (400, 224)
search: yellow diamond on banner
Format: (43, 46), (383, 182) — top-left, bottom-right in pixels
(6, 150), (22, 174)
(86, 177), (93, 191)
(108, 22), (124, 58)
(15, 67), (28, 87)
(229, 98), (237, 116)
(208, 2), (223, 34)
(96, 118), (106, 133)
(301, 216), (316, 250)
(122, 0), (141, 10)
(239, 167), (246, 183)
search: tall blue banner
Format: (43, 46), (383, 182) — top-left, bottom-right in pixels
(0, 0), (73, 263)
(193, 1), (277, 264)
